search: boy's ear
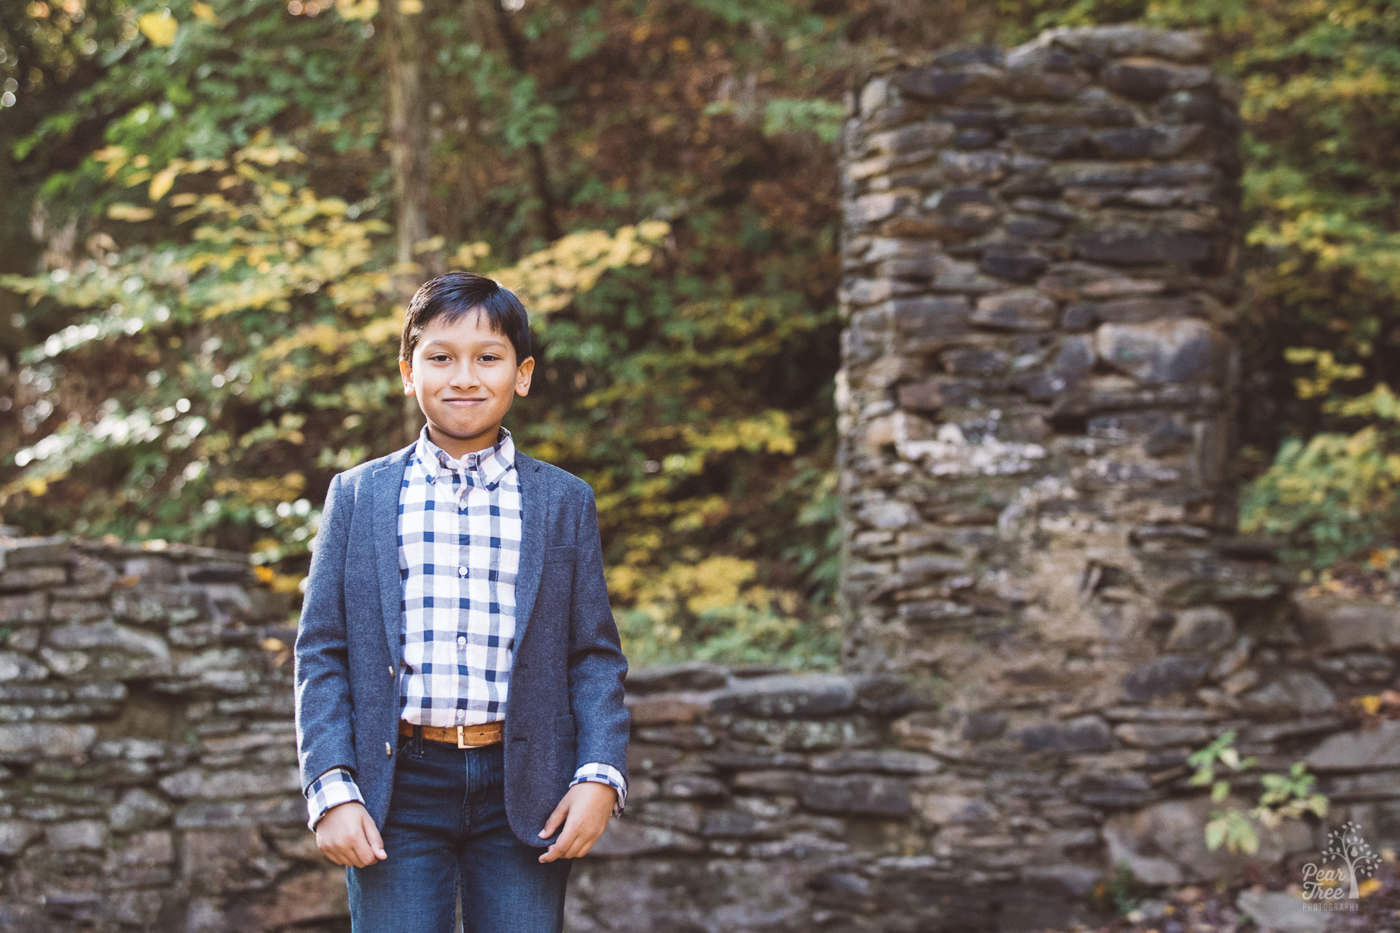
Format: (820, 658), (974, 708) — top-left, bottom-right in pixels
(515, 355), (534, 397)
(399, 358), (414, 395)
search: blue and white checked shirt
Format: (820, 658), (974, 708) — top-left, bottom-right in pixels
(305, 423), (627, 830)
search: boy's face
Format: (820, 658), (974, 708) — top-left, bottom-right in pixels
(399, 307), (534, 461)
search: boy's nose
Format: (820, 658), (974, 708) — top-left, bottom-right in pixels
(449, 364), (480, 389)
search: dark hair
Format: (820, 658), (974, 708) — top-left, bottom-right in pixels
(399, 272), (533, 364)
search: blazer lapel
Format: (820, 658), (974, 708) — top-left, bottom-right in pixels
(371, 441), (416, 670)
(513, 450), (546, 650)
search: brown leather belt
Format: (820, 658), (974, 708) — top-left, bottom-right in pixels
(398, 719), (504, 748)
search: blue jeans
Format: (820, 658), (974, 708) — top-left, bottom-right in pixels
(347, 732), (572, 932)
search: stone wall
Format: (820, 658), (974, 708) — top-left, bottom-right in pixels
(835, 19), (1400, 923)
(0, 532), (1002, 931)
(0, 533), (340, 930)
(3, 530), (1396, 932)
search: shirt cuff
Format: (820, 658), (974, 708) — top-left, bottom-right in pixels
(570, 761), (628, 817)
(305, 767), (365, 831)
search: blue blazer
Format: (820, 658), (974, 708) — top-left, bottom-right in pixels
(293, 439), (631, 849)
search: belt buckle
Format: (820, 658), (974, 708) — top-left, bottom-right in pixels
(457, 725), (468, 749)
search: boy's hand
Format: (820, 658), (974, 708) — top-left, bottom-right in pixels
(315, 802), (388, 868)
(536, 782), (615, 863)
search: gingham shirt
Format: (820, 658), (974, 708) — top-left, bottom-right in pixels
(305, 424), (627, 829)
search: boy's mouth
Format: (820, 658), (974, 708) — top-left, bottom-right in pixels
(444, 398), (487, 405)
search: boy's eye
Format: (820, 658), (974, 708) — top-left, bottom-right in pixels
(479, 354), (499, 362)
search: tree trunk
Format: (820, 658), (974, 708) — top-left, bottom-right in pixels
(490, 0), (561, 242)
(381, 0), (435, 444)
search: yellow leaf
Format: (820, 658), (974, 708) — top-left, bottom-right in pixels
(148, 165), (178, 201)
(399, 0), (422, 12)
(335, 0), (378, 20)
(260, 636), (286, 652)
(413, 234), (444, 255)
(1355, 695), (1383, 716)
(191, 2), (218, 24)
(1358, 877), (1382, 898)
(137, 10), (178, 46)
(107, 203), (156, 222)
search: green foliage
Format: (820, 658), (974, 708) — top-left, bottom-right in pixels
(18, 0), (1398, 665)
(1186, 730), (1329, 855)
(1239, 353), (1400, 568)
(761, 98), (845, 143)
(1, 0), (850, 663)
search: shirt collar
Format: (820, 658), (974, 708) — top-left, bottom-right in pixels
(413, 423), (516, 491)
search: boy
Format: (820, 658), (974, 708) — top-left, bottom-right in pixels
(294, 272), (631, 932)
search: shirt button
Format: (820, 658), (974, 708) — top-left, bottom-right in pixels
(457, 635), (466, 647)
(458, 566), (468, 577)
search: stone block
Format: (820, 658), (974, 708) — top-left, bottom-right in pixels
(0, 651), (47, 682)
(799, 774), (913, 817)
(625, 693), (713, 726)
(45, 819), (107, 851)
(1090, 123), (1206, 159)
(0, 820), (41, 857)
(1306, 720), (1400, 771)
(892, 66), (1003, 102)
(0, 565), (66, 592)
(711, 674), (856, 718)
(1104, 796), (1312, 885)
(586, 819), (704, 857)
(1095, 318), (1229, 384)
(1036, 25), (1209, 62)
(973, 289), (1058, 330)
(48, 598), (107, 622)
(1294, 596), (1400, 651)
(0, 592), (47, 625)
(1074, 227), (1215, 265)
(1014, 715), (1114, 753)
(1007, 125), (1092, 158)
(1122, 654), (1211, 701)
(1165, 605), (1236, 654)
(916, 793), (996, 824)
(0, 536), (69, 570)
(244, 868), (349, 929)
(1102, 57), (1213, 100)
(978, 244), (1051, 283)
(809, 748), (939, 774)
(110, 788), (175, 832)
(1239, 669), (1337, 715)
(938, 149), (1010, 184)
(0, 722), (97, 760)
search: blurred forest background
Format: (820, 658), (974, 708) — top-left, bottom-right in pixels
(2, 0), (1398, 670)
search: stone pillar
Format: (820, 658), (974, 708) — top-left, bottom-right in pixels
(838, 25), (1249, 698)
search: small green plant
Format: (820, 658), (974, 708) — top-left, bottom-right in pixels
(1090, 861), (1145, 917)
(1186, 729), (1329, 854)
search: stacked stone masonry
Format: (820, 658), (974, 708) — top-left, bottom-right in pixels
(0, 551), (1398, 929)
(835, 21), (1400, 930)
(2, 24), (1399, 933)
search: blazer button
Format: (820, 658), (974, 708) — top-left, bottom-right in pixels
(385, 742), (392, 757)
(388, 665), (394, 678)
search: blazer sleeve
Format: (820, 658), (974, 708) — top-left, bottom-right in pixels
(294, 471), (360, 794)
(566, 485), (631, 787)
